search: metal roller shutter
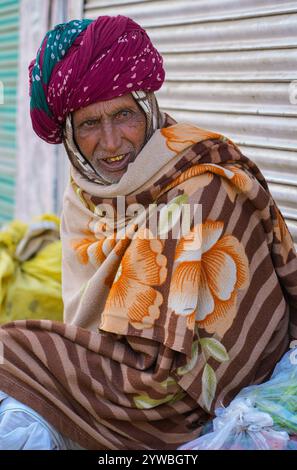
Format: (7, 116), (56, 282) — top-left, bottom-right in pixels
(83, 0), (297, 243)
(0, 0), (19, 226)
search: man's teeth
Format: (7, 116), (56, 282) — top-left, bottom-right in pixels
(104, 154), (126, 162)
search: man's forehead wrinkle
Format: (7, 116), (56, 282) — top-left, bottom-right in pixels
(76, 99), (137, 121)
(81, 107), (131, 120)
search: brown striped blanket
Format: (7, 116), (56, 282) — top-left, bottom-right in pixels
(0, 116), (296, 450)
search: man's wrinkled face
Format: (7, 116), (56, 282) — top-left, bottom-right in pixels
(72, 93), (147, 184)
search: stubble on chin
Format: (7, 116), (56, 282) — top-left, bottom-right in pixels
(92, 162), (126, 184)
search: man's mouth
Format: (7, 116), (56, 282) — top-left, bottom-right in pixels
(104, 154), (126, 163)
(99, 152), (132, 171)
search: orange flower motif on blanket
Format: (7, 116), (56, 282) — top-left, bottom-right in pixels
(161, 124), (231, 154)
(159, 163), (252, 203)
(71, 219), (116, 268)
(101, 228), (167, 331)
(220, 164), (253, 202)
(168, 220), (249, 337)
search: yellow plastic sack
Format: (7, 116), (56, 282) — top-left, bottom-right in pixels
(0, 214), (63, 324)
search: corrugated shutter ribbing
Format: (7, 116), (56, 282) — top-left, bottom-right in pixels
(0, 0), (19, 226)
(84, 0), (297, 243)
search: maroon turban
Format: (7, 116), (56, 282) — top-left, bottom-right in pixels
(29, 15), (165, 144)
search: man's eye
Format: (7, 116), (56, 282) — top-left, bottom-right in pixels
(116, 110), (132, 119)
(82, 120), (98, 127)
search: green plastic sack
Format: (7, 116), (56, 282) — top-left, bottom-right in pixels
(0, 214), (63, 324)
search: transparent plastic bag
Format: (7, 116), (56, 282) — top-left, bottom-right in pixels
(179, 348), (297, 450)
(238, 347), (297, 435)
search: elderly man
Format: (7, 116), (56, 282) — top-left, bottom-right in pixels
(0, 15), (296, 450)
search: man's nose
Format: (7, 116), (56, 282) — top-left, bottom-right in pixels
(99, 122), (122, 154)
